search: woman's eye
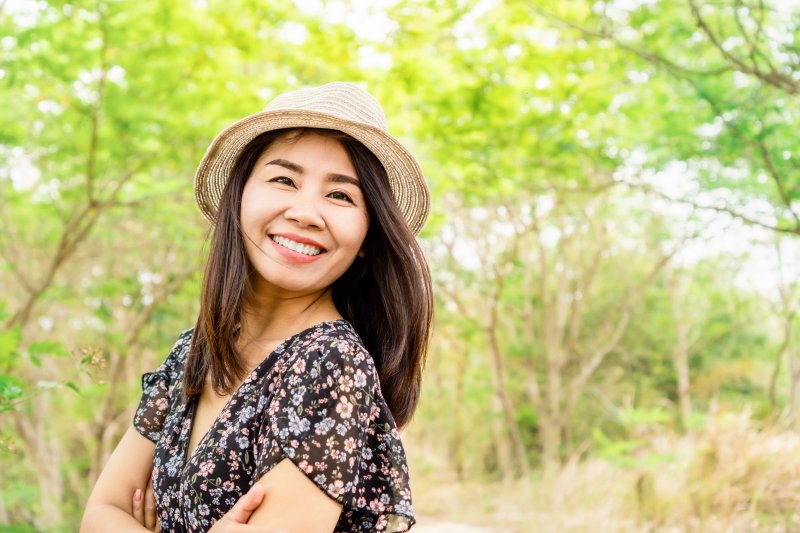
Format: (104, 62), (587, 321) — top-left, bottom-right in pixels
(328, 191), (354, 204)
(269, 176), (295, 187)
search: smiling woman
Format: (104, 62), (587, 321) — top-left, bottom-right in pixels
(239, 132), (369, 291)
(80, 83), (433, 533)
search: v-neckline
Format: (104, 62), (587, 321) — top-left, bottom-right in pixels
(180, 319), (348, 464)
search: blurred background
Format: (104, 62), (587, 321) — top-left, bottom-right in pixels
(3, 0), (800, 531)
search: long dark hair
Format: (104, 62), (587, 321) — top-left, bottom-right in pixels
(184, 128), (432, 428)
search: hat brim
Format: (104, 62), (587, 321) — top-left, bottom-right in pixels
(194, 110), (430, 235)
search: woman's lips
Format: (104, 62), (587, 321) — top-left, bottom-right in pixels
(268, 236), (325, 264)
(272, 232), (325, 249)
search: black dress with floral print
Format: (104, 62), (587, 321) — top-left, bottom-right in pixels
(133, 320), (415, 532)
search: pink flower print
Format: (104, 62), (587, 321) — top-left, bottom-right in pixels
(298, 460), (313, 473)
(326, 436), (338, 450)
(329, 479), (345, 498)
(336, 397), (353, 418)
(338, 374), (354, 392)
(344, 437), (357, 453)
(155, 398), (168, 411)
(370, 499), (387, 513)
(293, 358), (306, 374)
(197, 460), (214, 477)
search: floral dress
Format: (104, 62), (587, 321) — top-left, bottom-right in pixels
(133, 319), (415, 532)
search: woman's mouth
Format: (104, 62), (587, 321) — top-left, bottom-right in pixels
(270, 235), (324, 257)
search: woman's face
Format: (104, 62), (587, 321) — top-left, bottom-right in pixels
(239, 132), (369, 299)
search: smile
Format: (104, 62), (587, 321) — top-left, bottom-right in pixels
(270, 235), (324, 256)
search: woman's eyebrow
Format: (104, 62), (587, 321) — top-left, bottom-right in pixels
(266, 158), (360, 187)
(327, 174), (360, 187)
(266, 158), (302, 173)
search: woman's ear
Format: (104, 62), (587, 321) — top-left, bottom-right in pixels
(357, 249), (366, 258)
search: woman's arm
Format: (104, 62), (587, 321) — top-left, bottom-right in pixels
(81, 426), (157, 533)
(246, 458), (342, 532)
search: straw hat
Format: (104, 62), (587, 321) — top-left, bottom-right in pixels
(194, 82), (430, 235)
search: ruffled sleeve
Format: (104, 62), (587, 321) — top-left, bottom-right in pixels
(133, 329), (191, 443)
(255, 334), (415, 532)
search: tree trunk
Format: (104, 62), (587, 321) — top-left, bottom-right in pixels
(16, 396), (64, 530)
(486, 324), (531, 478)
(789, 347), (800, 431)
(538, 409), (562, 478)
(668, 271), (693, 432)
(543, 341), (564, 471)
(451, 341), (468, 481)
(489, 395), (514, 479)
(674, 323), (692, 432)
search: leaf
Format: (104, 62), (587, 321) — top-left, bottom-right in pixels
(0, 374), (24, 412)
(0, 327), (21, 369)
(28, 340), (70, 359)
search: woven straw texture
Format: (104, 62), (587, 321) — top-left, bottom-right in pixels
(194, 82), (430, 235)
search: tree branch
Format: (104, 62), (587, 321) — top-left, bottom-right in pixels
(688, 0), (800, 95)
(570, 246), (676, 393)
(619, 177), (800, 235)
(753, 135), (800, 228)
(4, 162), (144, 330)
(530, 3), (732, 78)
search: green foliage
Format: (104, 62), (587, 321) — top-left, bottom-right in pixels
(1, 0), (799, 528)
(0, 327), (21, 370)
(0, 322), (24, 417)
(0, 375), (24, 414)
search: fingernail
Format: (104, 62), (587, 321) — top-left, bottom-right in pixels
(134, 489), (142, 501)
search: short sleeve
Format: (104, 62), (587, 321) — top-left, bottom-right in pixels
(133, 329), (191, 443)
(256, 335), (415, 532)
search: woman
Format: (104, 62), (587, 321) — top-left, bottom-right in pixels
(81, 82), (432, 532)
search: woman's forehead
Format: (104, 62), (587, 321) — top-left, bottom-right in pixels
(255, 132), (357, 178)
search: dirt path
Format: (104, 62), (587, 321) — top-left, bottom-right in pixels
(412, 519), (506, 532)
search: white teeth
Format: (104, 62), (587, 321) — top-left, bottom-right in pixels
(271, 235), (322, 256)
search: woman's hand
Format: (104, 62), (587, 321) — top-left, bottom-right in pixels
(132, 478), (159, 531)
(131, 481), (282, 532)
(209, 483), (285, 533)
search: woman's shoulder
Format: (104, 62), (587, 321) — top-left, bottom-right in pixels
(277, 319), (379, 389)
(265, 320), (415, 530)
(167, 326), (194, 362)
(267, 319), (384, 415)
(282, 319), (376, 380)
(134, 327), (193, 442)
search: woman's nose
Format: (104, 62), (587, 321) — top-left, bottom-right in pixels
(284, 194), (325, 229)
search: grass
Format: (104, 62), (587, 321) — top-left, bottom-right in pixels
(409, 411), (800, 532)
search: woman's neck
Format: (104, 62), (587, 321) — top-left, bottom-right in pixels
(236, 288), (341, 366)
